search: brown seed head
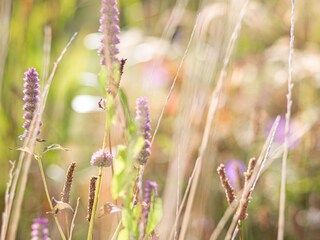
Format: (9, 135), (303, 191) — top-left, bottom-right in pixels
(61, 162), (76, 203)
(217, 164), (237, 206)
(87, 176), (98, 222)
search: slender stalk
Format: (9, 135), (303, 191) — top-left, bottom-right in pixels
(151, 18), (197, 147)
(87, 167), (103, 240)
(65, 212), (70, 237)
(36, 157), (66, 240)
(0, 161), (15, 240)
(277, 1), (295, 239)
(111, 220), (122, 240)
(69, 197), (80, 240)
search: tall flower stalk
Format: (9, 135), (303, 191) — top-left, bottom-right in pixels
(87, 1), (121, 239)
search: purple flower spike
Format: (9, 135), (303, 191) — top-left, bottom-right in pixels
(98, 0), (120, 67)
(136, 97), (152, 165)
(90, 148), (113, 167)
(225, 159), (246, 190)
(143, 181), (158, 220)
(20, 67), (42, 140)
(31, 218), (51, 240)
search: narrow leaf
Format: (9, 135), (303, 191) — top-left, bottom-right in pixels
(43, 144), (70, 154)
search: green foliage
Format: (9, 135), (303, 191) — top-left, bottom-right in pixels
(111, 136), (144, 199)
(146, 197), (163, 235)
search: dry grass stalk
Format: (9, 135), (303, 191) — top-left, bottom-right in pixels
(224, 117), (280, 240)
(277, 0), (295, 239)
(238, 157), (257, 220)
(178, 1), (250, 239)
(151, 17), (197, 147)
(68, 197), (80, 240)
(209, 117), (280, 240)
(0, 160), (15, 240)
(244, 157), (256, 184)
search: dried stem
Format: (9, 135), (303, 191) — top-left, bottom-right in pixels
(0, 160), (15, 240)
(277, 1), (295, 239)
(151, 16), (198, 146)
(224, 117), (280, 240)
(69, 197), (80, 240)
(209, 117), (280, 240)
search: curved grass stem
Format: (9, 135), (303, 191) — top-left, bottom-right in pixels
(36, 156), (66, 240)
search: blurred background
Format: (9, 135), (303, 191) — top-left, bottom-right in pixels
(1, 0), (320, 239)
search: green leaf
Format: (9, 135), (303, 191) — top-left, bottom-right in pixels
(98, 67), (108, 94)
(129, 136), (145, 160)
(12, 146), (33, 155)
(117, 228), (129, 240)
(146, 198), (163, 235)
(43, 144), (70, 154)
(119, 88), (132, 123)
(121, 209), (131, 229)
(111, 146), (128, 199)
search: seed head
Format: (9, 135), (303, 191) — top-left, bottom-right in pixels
(87, 176), (98, 222)
(61, 162), (76, 203)
(217, 164), (237, 206)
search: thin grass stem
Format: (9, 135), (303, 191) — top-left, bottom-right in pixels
(36, 156), (66, 240)
(277, 1), (295, 239)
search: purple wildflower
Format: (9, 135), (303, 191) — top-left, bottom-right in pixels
(136, 97), (152, 165)
(143, 181), (158, 222)
(20, 67), (41, 140)
(265, 117), (299, 148)
(90, 148), (113, 167)
(31, 218), (51, 240)
(225, 160), (246, 190)
(98, 0), (120, 67)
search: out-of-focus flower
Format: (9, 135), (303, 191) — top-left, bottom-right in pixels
(265, 117), (299, 148)
(20, 67), (42, 140)
(136, 97), (152, 165)
(90, 149), (113, 167)
(143, 181), (158, 220)
(98, 0), (120, 67)
(31, 218), (51, 240)
(225, 159), (246, 190)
